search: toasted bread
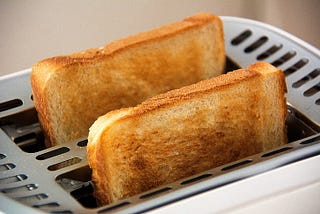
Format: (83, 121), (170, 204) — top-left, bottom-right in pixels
(87, 61), (287, 205)
(30, 12), (225, 146)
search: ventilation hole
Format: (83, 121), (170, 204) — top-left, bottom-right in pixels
(0, 154), (6, 159)
(221, 159), (253, 171)
(30, 94), (33, 101)
(261, 147), (293, 158)
(244, 36), (268, 53)
(140, 187), (172, 199)
(17, 193), (48, 202)
(77, 139), (88, 147)
(257, 44), (283, 60)
(0, 163), (16, 171)
(1, 184), (38, 194)
(316, 98), (320, 105)
(98, 201), (131, 213)
(271, 51), (297, 67)
(33, 202), (60, 208)
(284, 58), (309, 76)
(36, 147), (70, 160)
(14, 133), (37, 144)
(180, 174), (212, 185)
(303, 83), (320, 97)
(293, 68), (320, 88)
(300, 135), (320, 145)
(231, 30), (252, 45)
(0, 99), (23, 112)
(0, 174), (28, 184)
(48, 157), (81, 171)
(308, 86), (320, 97)
(70, 182), (97, 208)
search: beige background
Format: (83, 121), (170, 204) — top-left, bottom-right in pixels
(1, 0), (319, 76)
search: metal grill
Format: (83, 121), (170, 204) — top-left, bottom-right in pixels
(0, 16), (319, 214)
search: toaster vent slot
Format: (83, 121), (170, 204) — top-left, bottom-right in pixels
(257, 44), (283, 60)
(17, 193), (48, 203)
(0, 153), (6, 160)
(261, 147), (293, 158)
(0, 174), (28, 184)
(0, 163), (16, 171)
(284, 58), (309, 76)
(33, 202), (60, 208)
(231, 30), (252, 45)
(140, 187), (172, 199)
(0, 99), (23, 112)
(1, 184), (38, 194)
(180, 174), (212, 185)
(244, 36), (268, 53)
(36, 147), (70, 160)
(221, 159), (253, 171)
(303, 83), (320, 97)
(292, 68), (320, 88)
(48, 157), (81, 171)
(77, 139), (88, 147)
(271, 51), (296, 67)
(316, 98), (320, 105)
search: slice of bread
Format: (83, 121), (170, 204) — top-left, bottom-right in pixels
(87, 62), (287, 205)
(31, 12), (225, 147)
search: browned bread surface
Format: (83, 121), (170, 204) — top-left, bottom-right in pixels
(87, 61), (287, 205)
(31, 12), (225, 146)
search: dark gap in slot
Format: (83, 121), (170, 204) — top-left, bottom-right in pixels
(77, 139), (88, 147)
(256, 44), (283, 60)
(271, 51), (296, 67)
(0, 163), (16, 171)
(0, 154), (6, 159)
(36, 147), (70, 160)
(33, 202), (60, 208)
(140, 187), (172, 199)
(0, 99), (23, 112)
(225, 56), (241, 73)
(0, 174), (28, 184)
(98, 201), (131, 213)
(14, 132), (37, 144)
(221, 159), (253, 171)
(303, 83), (320, 97)
(50, 211), (73, 214)
(70, 183), (97, 208)
(300, 135), (320, 145)
(231, 30), (252, 45)
(284, 58), (309, 76)
(316, 98), (320, 105)
(261, 147), (293, 158)
(180, 174), (212, 185)
(0, 108), (46, 153)
(285, 106), (319, 142)
(48, 157), (81, 171)
(30, 94), (33, 101)
(293, 68), (320, 88)
(244, 36), (268, 53)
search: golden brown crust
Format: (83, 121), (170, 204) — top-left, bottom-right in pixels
(34, 12), (221, 69)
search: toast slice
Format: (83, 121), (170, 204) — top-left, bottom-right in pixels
(87, 62), (287, 205)
(31, 12), (225, 147)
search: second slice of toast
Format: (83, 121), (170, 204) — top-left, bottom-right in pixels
(87, 61), (287, 205)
